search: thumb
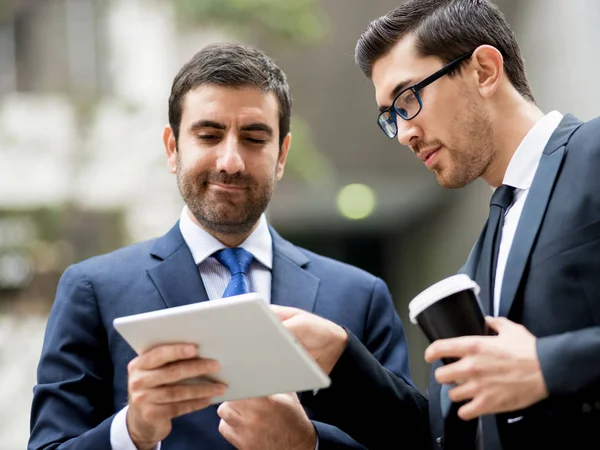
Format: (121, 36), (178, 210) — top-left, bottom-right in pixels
(270, 304), (302, 321)
(485, 316), (514, 334)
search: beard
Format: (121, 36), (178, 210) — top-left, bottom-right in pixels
(176, 158), (275, 235)
(433, 101), (496, 189)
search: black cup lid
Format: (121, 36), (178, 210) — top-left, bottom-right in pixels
(408, 274), (480, 324)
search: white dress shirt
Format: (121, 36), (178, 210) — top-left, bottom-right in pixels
(492, 110), (563, 316)
(111, 206), (273, 449)
(472, 111), (563, 449)
(179, 206), (273, 302)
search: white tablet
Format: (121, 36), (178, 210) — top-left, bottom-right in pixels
(113, 293), (330, 403)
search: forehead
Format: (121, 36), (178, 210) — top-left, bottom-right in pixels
(371, 34), (441, 107)
(181, 84), (280, 126)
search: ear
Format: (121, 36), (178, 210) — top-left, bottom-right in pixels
(163, 125), (178, 174)
(276, 133), (292, 180)
(471, 45), (504, 99)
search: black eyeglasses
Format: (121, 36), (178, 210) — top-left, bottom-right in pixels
(377, 51), (474, 139)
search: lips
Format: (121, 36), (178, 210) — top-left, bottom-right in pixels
(418, 146), (442, 169)
(419, 146), (441, 162)
(208, 182), (246, 192)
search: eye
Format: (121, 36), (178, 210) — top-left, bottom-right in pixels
(401, 90), (417, 105)
(197, 134), (220, 142)
(246, 137), (266, 144)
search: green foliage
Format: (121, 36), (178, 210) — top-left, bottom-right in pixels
(287, 116), (337, 186)
(172, 0), (329, 44)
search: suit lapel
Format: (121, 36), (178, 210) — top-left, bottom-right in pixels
(146, 223), (319, 311)
(463, 228), (485, 278)
(269, 227), (320, 312)
(147, 222), (209, 309)
(437, 115), (582, 444)
(498, 115), (582, 317)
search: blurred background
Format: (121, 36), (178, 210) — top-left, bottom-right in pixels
(1, 0), (599, 446)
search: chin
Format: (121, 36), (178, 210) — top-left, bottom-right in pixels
(198, 214), (256, 235)
(435, 172), (471, 189)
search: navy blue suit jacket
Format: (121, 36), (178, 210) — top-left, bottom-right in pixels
(312, 115), (600, 450)
(29, 224), (414, 450)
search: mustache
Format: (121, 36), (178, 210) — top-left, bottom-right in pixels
(200, 171), (257, 187)
(411, 140), (444, 154)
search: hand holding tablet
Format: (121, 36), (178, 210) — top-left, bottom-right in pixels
(113, 293), (331, 404)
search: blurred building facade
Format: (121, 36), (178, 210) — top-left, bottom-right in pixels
(1, 0), (599, 447)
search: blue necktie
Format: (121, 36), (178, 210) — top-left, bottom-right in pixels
(214, 247), (254, 297)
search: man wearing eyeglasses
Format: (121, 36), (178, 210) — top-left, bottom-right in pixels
(269, 1), (600, 449)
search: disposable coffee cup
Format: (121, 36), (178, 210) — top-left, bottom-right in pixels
(408, 274), (490, 364)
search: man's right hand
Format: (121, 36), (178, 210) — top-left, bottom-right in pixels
(270, 305), (349, 375)
(126, 343), (227, 450)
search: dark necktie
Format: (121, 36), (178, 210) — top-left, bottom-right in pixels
(214, 247), (254, 297)
(474, 184), (515, 450)
(475, 185), (515, 315)
(442, 188), (515, 450)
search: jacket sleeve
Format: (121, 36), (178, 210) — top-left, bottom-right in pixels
(312, 421), (367, 449)
(307, 277), (431, 450)
(537, 327), (600, 397)
(29, 264), (115, 450)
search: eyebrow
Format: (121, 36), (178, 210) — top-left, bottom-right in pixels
(240, 123), (273, 136)
(188, 120), (273, 137)
(189, 120), (226, 131)
(378, 79), (414, 113)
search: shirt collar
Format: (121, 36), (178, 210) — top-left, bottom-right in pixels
(502, 110), (563, 190)
(178, 206), (273, 269)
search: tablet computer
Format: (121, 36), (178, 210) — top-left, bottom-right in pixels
(113, 293), (330, 403)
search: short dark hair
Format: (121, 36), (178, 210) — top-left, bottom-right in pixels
(168, 43), (292, 147)
(355, 0), (535, 103)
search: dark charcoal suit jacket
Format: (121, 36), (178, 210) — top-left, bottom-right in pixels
(316, 115), (600, 450)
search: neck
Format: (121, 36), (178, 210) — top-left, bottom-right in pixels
(186, 208), (259, 247)
(482, 95), (545, 188)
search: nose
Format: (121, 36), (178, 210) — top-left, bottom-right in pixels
(396, 120), (423, 147)
(216, 135), (245, 174)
